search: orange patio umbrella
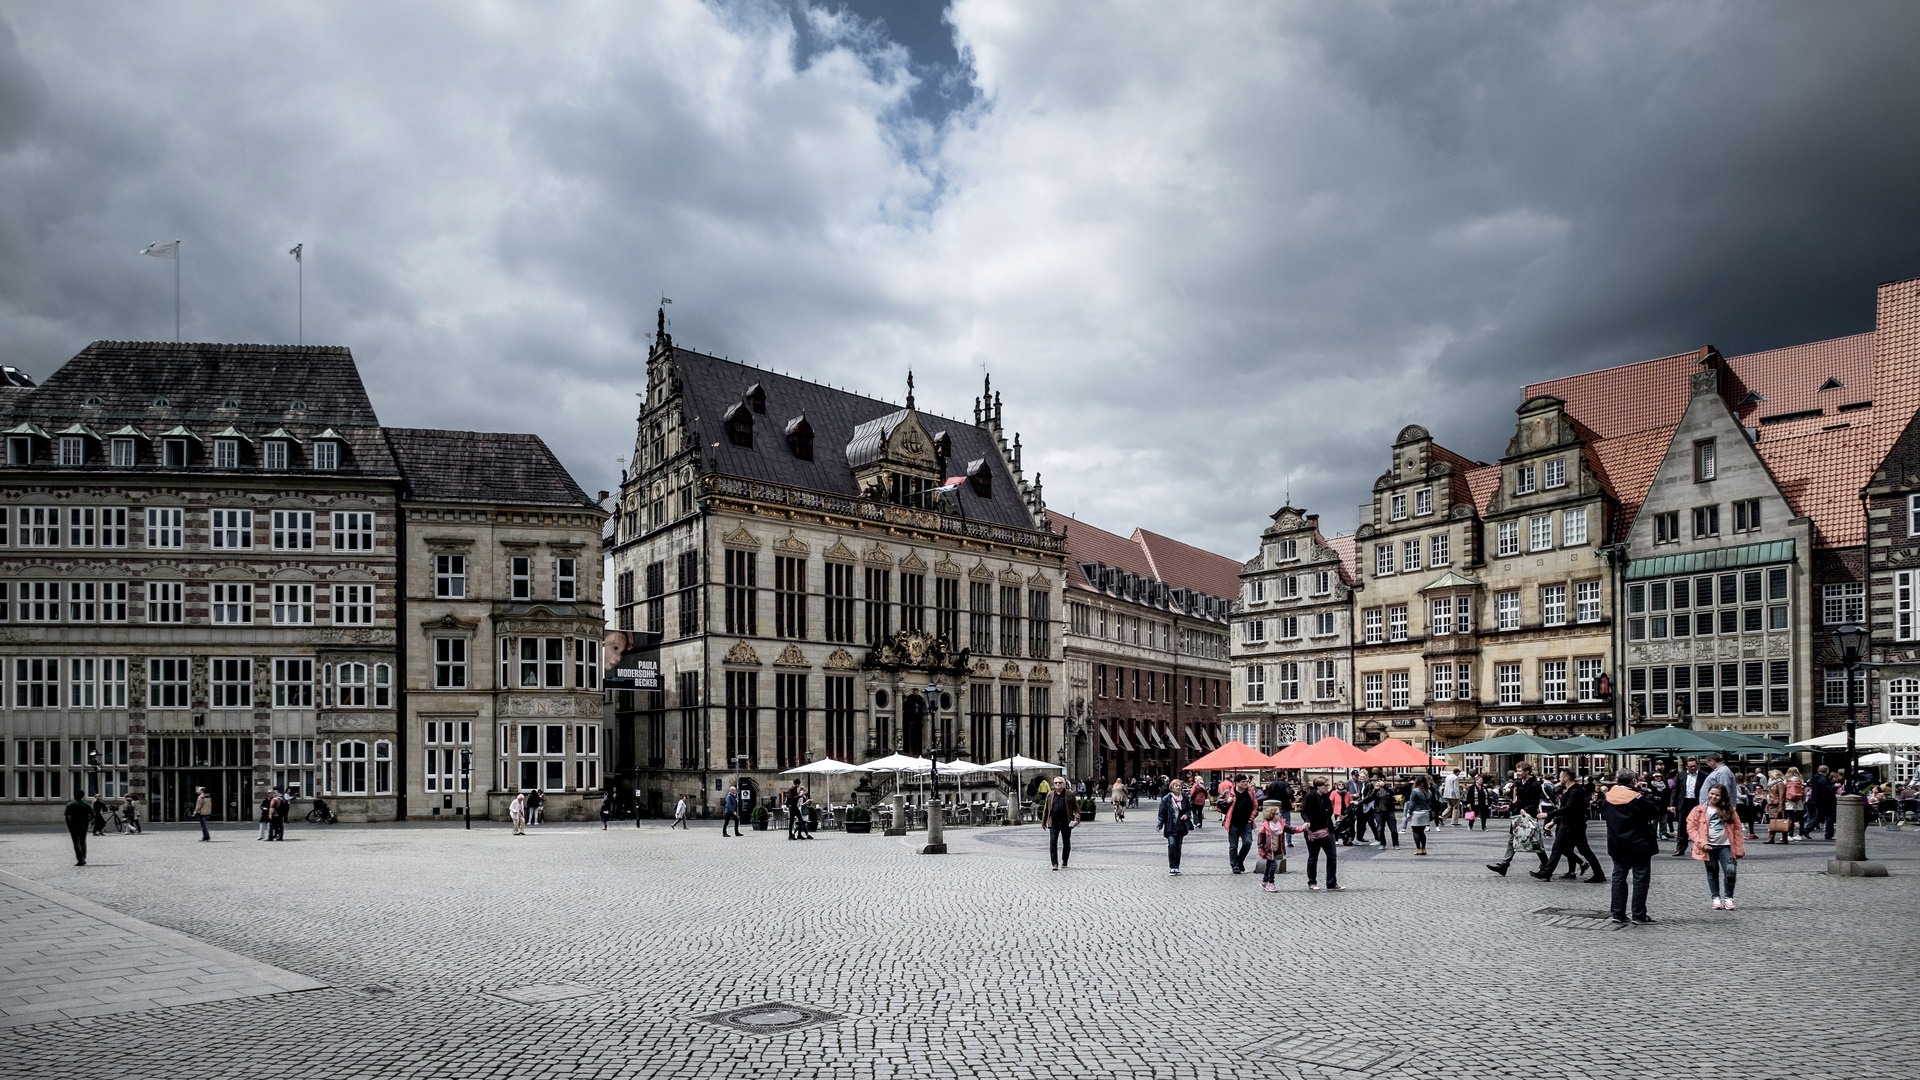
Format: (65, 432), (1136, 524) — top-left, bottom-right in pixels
(1266, 740), (1313, 768)
(1181, 740), (1278, 772)
(1362, 738), (1447, 768)
(1284, 736), (1374, 770)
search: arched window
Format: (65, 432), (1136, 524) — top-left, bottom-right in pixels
(373, 741), (392, 794)
(1887, 678), (1920, 719)
(336, 663), (367, 707)
(338, 740), (368, 794)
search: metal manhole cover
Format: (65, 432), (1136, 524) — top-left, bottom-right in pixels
(489, 982), (603, 1005)
(695, 1001), (844, 1035)
(1242, 1034), (1396, 1072)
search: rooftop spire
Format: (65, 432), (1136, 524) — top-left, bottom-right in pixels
(906, 369), (915, 409)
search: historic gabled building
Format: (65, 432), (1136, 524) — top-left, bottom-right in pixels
(384, 429), (606, 822)
(1349, 426), (1490, 749)
(1470, 396), (1620, 745)
(608, 315), (1067, 816)
(1057, 515), (1234, 786)
(1225, 507), (1355, 751)
(0, 342), (600, 824)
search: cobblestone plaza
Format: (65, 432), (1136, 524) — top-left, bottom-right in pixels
(2, 816), (1916, 1080)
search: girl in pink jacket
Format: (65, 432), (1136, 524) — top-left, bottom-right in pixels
(1688, 784), (1745, 910)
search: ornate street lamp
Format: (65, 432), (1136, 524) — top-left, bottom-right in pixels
(923, 680), (948, 855)
(1832, 621), (1868, 784)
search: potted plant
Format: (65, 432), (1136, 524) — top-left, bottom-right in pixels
(750, 805), (770, 831)
(843, 805), (872, 834)
(1078, 797), (1096, 817)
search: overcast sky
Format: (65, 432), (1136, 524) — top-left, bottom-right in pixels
(4, 1), (1920, 560)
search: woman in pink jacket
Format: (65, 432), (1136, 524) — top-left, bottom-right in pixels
(1688, 784), (1745, 911)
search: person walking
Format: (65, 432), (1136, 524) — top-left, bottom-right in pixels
(1224, 777), (1257, 873)
(784, 783), (803, 840)
(1046, 774), (1080, 870)
(1535, 770), (1605, 882)
(1465, 775), (1490, 830)
(1670, 758), (1703, 856)
(1486, 762), (1546, 876)
(257, 789), (274, 841)
(796, 787), (816, 839)
(120, 794), (142, 834)
(1690, 783), (1745, 910)
(1370, 779), (1400, 848)
(1299, 776), (1342, 891)
(64, 792), (92, 866)
(192, 786), (212, 841)
(269, 788), (289, 841)
(1110, 778), (1129, 822)
(1156, 779), (1191, 876)
(1601, 770), (1662, 924)
(510, 793), (527, 835)
(671, 793), (691, 830)
(1442, 768), (1463, 826)
(1404, 775), (1438, 855)
(527, 789), (545, 827)
(1806, 765), (1838, 840)
(599, 795), (613, 831)
(1762, 769), (1789, 844)
(88, 793), (108, 837)
(720, 786), (741, 837)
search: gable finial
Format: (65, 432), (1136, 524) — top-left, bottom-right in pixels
(906, 369), (915, 409)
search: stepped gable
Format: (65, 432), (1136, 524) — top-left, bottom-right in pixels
(385, 428), (596, 507)
(667, 347), (1034, 531)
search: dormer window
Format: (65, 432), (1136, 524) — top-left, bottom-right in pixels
(111, 438), (136, 466)
(725, 403), (754, 448)
(312, 440), (339, 471)
(746, 383), (766, 414)
(59, 437), (85, 466)
(163, 438), (190, 467)
(6, 436), (31, 464)
(264, 440), (289, 470)
(965, 457), (992, 498)
(213, 439), (240, 468)
(785, 415), (813, 460)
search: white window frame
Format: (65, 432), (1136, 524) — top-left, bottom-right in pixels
(213, 439), (239, 469)
(1497, 663), (1522, 706)
(1429, 533), (1449, 566)
(1430, 598), (1453, 637)
(1886, 677), (1920, 720)
(66, 507), (95, 548)
(210, 657), (252, 709)
(1275, 661), (1299, 702)
(110, 438), (136, 467)
(59, 436), (85, 465)
(1541, 659), (1568, 704)
(145, 507), (183, 548)
(1389, 492), (1407, 521)
(1363, 672), (1383, 710)
(1414, 488), (1433, 516)
(273, 658), (314, 708)
(511, 556), (531, 600)
(20, 506), (59, 548)
(1544, 458), (1565, 489)
(1541, 584), (1567, 627)
(435, 555), (466, 599)
(1244, 618), (1265, 643)
(331, 511), (373, 551)
(1575, 580), (1602, 624)
(1430, 663), (1453, 701)
(1695, 439), (1716, 481)
(1563, 506), (1588, 547)
(1388, 671), (1410, 710)
(1528, 514), (1553, 552)
(337, 740), (368, 793)
(273, 583), (314, 625)
(272, 510), (313, 551)
(573, 637), (599, 689)
(1497, 520), (1519, 557)
(1402, 538), (1421, 573)
(100, 581), (128, 623)
(1313, 660), (1337, 701)
(264, 440), (289, 470)
(99, 507), (127, 547)
(211, 582), (254, 624)
(1244, 665), (1265, 703)
(147, 657), (190, 708)
(1495, 590), (1519, 631)
(1899, 570), (1918, 642)
(332, 583), (373, 625)
(1278, 615), (1298, 640)
(1312, 611), (1336, 637)
(1823, 582), (1865, 626)
(1577, 658), (1603, 702)
(1362, 607), (1382, 645)
(20, 581), (59, 623)
(1374, 545), (1393, 577)
(100, 658), (127, 708)
(1388, 605), (1407, 642)
(312, 440), (340, 472)
(1515, 464), (1536, 495)
(65, 581), (95, 623)
(557, 557), (577, 601)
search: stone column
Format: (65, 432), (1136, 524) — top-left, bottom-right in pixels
(1828, 794), (1887, 877)
(886, 791), (907, 837)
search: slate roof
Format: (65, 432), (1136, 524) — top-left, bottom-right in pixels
(4, 340), (398, 477)
(384, 428), (597, 508)
(667, 348), (1035, 530)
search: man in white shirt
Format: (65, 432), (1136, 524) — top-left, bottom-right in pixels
(1442, 769), (1463, 826)
(1672, 758), (1703, 856)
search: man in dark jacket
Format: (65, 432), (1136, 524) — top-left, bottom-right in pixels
(1156, 779), (1191, 876)
(1806, 766), (1838, 840)
(64, 794), (93, 866)
(1487, 763), (1547, 876)
(1224, 777), (1257, 873)
(1534, 770), (1605, 882)
(1298, 777), (1341, 891)
(1669, 758), (1703, 855)
(1601, 770), (1663, 923)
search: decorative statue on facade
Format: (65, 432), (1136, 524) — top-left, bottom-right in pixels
(862, 628), (971, 677)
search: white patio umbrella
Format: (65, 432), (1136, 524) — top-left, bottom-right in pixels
(863, 753), (936, 771)
(1786, 722), (1920, 750)
(777, 758), (871, 776)
(1859, 752), (1893, 767)
(980, 755), (1061, 772)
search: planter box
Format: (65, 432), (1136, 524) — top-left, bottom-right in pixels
(751, 818), (769, 831)
(844, 821), (872, 834)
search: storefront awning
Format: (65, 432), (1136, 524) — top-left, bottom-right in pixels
(1099, 726), (1115, 750)
(1186, 729), (1203, 751)
(1116, 726), (1134, 752)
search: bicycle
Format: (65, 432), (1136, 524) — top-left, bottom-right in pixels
(113, 813), (141, 834)
(305, 798), (337, 824)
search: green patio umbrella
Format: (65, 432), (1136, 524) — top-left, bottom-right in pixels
(1441, 732), (1569, 756)
(1695, 729), (1791, 755)
(1584, 726), (1728, 755)
(1546, 735), (1607, 752)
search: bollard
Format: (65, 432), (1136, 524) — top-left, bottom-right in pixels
(1828, 795), (1888, 877)
(886, 792), (907, 837)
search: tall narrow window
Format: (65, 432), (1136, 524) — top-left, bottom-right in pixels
(725, 670), (759, 769)
(434, 638), (467, 688)
(1694, 439), (1716, 481)
(435, 555), (466, 598)
(935, 577), (960, 645)
(1027, 590), (1050, 659)
(900, 572), (926, 634)
(775, 556), (807, 639)
(825, 562), (855, 643)
(968, 580), (993, 652)
(726, 550), (758, 635)
(67, 507), (96, 548)
(645, 561), (665, 636)
(510, 556), (531, 600)
(865, 568), (893, 645)
(775, 672), (806, 770)
(557, 558), (577, 601)
(826, 675), (856, 762)
(998, 584), (1020, 656)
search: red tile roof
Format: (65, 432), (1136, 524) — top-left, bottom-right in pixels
(1756, 420), (1875, 547)
(1324, 534), (1357, 583)
(1053, 516), (1243, 600)
(1526, 347), (1710, 439)
(1134, 527), (1247, 599)
(1461, 464), (1502, 515)
(1586, 425), (1678, 539)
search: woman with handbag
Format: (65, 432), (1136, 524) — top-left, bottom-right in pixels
(1465, 776), (1490, 831)
(1688, 783), (1745, 910)
(1404, 775), (1437, 855)
(1762, 770), (1790, 844)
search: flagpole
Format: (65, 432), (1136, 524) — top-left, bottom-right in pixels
(298, 252), (303, 345)
(174, 239), (181, 342)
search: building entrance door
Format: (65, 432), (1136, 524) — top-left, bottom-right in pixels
(902, 694), (925, 757)
(146, 736), (254, 821)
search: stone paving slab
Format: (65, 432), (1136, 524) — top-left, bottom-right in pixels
(0, 816), (1914, 1078)
(0, 866), (326, 1027)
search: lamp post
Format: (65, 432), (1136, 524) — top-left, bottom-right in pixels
(923, 680), (947, 855)
(1423, 715), (1436, 782)
(1832, 621), (1868, 782)
(460, 748), (472, 829)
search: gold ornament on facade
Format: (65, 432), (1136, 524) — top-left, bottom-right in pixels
(774, 644), (809, 668)
(825, 648), (858, 670)
(723, 640), (761, 666)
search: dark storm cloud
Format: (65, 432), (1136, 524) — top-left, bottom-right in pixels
(1, 1), (1917, 557)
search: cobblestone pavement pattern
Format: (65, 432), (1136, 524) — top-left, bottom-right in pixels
(1, 813), (1915, 1080)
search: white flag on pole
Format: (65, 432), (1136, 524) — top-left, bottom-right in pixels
(141, 240), (179, 259)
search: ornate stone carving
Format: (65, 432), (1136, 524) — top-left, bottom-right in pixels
(420, 613), (480, 632)
(722, 524), (760, 549)
(972, 659), (991, 676)
(773, 528), (809, 554)
(969, 562), (994, 582)
(861, 629), (971, 676)
(823, 539), (856, 562)
(1002, 661), (1024, 680)
(1000, 569), (1024, 584)
(900, 551), (928, 571)
(934, 556), (963, 576)
(316, 628), (396, 645)
(774, 644), (809, 668)
(1027, 665), (1052, 682)
(1026, 571), (1050, 586)
(724, 640), (761, 665)
(505, 695), (582, 717)
(863, 542), (894, 567)
(826, 648), (858, 670)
